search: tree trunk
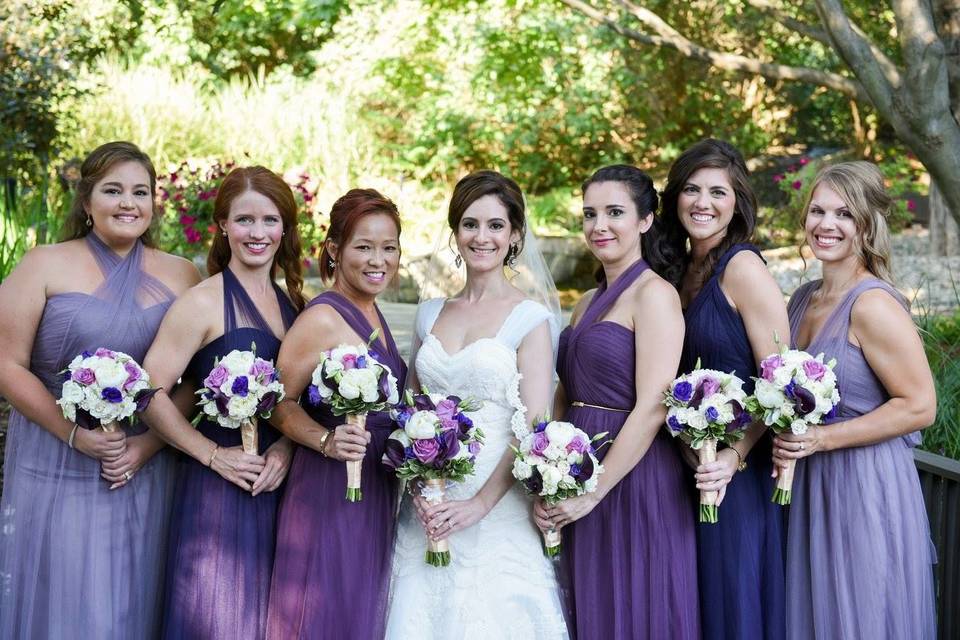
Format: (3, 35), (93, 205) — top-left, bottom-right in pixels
(933, 0), (960, 255)
(929, 182), (960, 256)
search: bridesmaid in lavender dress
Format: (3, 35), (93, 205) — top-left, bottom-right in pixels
(537, 165), (699, 639)
(660, 139), (787, 640)
(774, 161), (936, 639)
(0, 142), (200, 639)
(141, 166), (305, 639)
(266, 189), (407, 640)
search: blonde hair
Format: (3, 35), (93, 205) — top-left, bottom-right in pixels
(801, 161), (895, 284)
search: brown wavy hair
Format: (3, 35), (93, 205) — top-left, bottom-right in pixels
(447, 170), (526, 265)
(207, 166), (306, 310)
(61, 141), (160, 246)
(319, 188), (402, 283)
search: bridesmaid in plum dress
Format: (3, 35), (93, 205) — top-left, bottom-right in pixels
(0, 142), (200, 638)
(266, 189), (407, 640)
(537, 165), (699, 640)
(141, 166), (304, 639)
(774, 161), (936, 639)
(660, 139), (787, 640)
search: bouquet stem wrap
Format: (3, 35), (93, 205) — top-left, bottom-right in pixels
(421, 478), (450, 567)
(773, 459), (796, 505)
(698, 438), (719, 524)
(241, 419), (258, 456)
(542, 528), (561, 557)
(100, 420), (120, 433)
(345, 413), (367, 502)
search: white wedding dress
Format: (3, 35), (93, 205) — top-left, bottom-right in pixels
(384, 298), (569, 640)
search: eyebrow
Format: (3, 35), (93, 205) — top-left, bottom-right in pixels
(684, 182), (728, 190)
(101, 181), (150, 189)
(462, 216), (507, 223)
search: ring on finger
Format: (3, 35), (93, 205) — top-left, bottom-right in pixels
(123, 470), (133, 480)
(799, 442), (805, 451)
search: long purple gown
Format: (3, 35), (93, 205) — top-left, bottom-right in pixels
(0, 234), (178, 639)
(161, 266), (297, 639)
(557, 258), (700, 640)
(266, 291), (407, 640)
(679, 243), (785, 639)
(786, 278), (936, 639)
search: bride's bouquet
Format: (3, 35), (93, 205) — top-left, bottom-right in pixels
(383, 390), (483, 567)
(511, 418), (605, 557)
(745, 348), (840, 505)
(57, 348), (156, 432)
(195, 344), (284, 455)
(663, 364), (752, 523)
(308, 331), (399, 501)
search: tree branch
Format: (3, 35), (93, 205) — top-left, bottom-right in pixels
(556, 0), (869, 101)
(890, 0), (950, 119)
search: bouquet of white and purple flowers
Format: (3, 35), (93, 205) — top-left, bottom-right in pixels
(307, 332), (399, 502)
(511, 418), (605, 557)
(195, 344), (284, 455)
(383, 390), (483, 567)
(663, 365), (752, 523)
(57, 348), (155, 432)
(746, 348), (840, 505)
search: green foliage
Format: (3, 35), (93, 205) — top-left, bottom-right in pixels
(918, 305), (960, 460)
(0, 180), (69, 281)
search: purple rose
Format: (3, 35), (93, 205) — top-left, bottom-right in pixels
(123, 361), (142, 391)
(705, 406), (720, 423)
(72, 367), (96, 385)
(342, 354), (357, 370)
(468, 441), (481, 456)
(566, 435), (588, 454)
(94, 348), (116, 358)
(440, 417), (459, 432)
(530, 432), (550, 457)
(101, 387), (123, 403)
(307, 384), (322, 406)
(231, 376), (249, 397)
(672, 381), (693, 403)
(802, 359), (827, 382)
(412, 438), (439, 464)
(760, 354), (783, 382)
(435, 399), (458, 422)
(249, 358), (275, 380)
(697, 376), (721, 399)
(204, 365), (229, 390)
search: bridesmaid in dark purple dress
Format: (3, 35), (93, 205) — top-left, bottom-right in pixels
(774, 162), (936, 639)
(142, 166), (306, 639)
(266, 189), (407, 640)
(660, 139), (787, 640)
(537, 165), (699, 639)
(0, 142), (200, 638)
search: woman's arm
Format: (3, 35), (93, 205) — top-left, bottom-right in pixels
(775, 288), (936, 461)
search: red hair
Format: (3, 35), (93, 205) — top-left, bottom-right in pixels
(207, 166), (306, 310)
(319, 188), (402, 283)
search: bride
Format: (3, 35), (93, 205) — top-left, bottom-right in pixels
(385, 171), (569, 639)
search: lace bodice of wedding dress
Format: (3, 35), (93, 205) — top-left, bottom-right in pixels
(384, 298), (568, 640)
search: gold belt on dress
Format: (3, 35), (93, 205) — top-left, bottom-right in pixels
(570, 401), (631, 413)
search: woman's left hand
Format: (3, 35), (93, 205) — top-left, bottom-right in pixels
(423, 496), (489, 541)
(694, 448), (739, 506)
(773, 427), (828, 467)
(540, 493), (600, 530)
(251, 437), (294, 496)
(101, 433), (153, 489)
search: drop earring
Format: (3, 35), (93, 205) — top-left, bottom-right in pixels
(455, 254), (463, 268)
(85, 215), (92, 227)
(508, 243), (518, 267)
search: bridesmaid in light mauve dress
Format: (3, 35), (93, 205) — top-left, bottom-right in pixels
(538, 165), (699, 640)
(775, 161), (936, 639)
(0, 142), (200, 639)
(266, 189), (407, 640)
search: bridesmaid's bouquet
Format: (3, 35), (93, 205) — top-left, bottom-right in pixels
(745, 349), (840, 505)
(57, 348), (155, 432)
(195, 344), (284, 455)
(511, 418), (605, 557)
(383, 390), (483, 567)
(663, 364), (752, 523)
(307, 331), (399, 501)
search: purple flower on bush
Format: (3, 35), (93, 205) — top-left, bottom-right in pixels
(760, 354), (783, 381)
(231, 376), (249, 397)
(672, 381), (693, 403)
(72, 367), (96, 385)
(413, 438), (440, 464)
(530, 431), (550, 457)
(791, 180), (803, 190)
(772, 174), (785, 184)
(802, 359), (827, 382)
(101, 387), (123, 403)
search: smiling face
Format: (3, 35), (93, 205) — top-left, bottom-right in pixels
(85, 160), (154, 244)
(676, 166), (736, 249)
(330, 212), (401, 297)
(454, 194), (520, 274)
(805, 182), (860, 265)
(220, 189), (284, 269)
(582, 181), (650, 264)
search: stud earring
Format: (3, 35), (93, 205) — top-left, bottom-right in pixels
(222, 231), (227, 237)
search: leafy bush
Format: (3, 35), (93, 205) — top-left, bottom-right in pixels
(918, 305), (960, 460)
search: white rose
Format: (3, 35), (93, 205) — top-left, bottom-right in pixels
(773, 367), (794, 387)
(92, 358), (128, 389)
(512, 458), (533, 480)
(229, 395), (258, 420)
(687, 412), (707, 431)
(541, 464), (563, 488)
(755, 381), (785, 409)
(404, 411), (440, 440)
(337, 374), (361, 400)
(338, 368), (376, 402)
(566, 451), (581, 464)
(544, 421), (576, 449)
(68, 354), (84, 369)
(90, 399), (111, 420)
(61, 381), (85, 404)
(790, 419), (809, 435)
(814, 394), (833, 416)
(221, 350), (255, 375)
(543, 442), (565, 461)
(781, 403), (795, 418)
(520, 433), (535, 453)
(557, 460), (571, 475)
(583, 475), (599, 493)
(203, 401), (219, 417)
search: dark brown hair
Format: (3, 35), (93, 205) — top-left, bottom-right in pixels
(448, 170), (526, 265)
(319, 188), (402, 283)
(660, 138), (758, 286)
(208, 166), (306, 311)
(61, 141), (160, 246)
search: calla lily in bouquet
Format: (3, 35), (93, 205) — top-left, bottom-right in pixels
(307, 330), (399, 502)
(194, 343), (284, 455)
(511, 418), (606, 557)
(57, 348), (157, 432)
(382, 389), (483, 567)
(663, 363), (752, 523)
(745, 348), (839, 505)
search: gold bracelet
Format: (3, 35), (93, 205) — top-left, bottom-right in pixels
(67, 424), (80, 449)
(318, 428), (333, 457)
(730, 446), (747, 472)
(207, 444), (220, 468)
